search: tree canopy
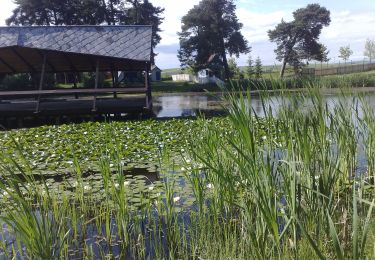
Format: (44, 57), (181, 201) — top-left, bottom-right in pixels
(338, 45), (353, 63)
(178, 0), (249, 80)
(7, 0), (164, 64)
(268, 4), (331, 78)
(364, 39), (375, 63)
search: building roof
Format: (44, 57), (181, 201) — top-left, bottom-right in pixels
(0, 25), (153, 73)
(151, 65), (161, 72)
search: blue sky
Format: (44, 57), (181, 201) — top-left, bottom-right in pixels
(1, 0), (375, 69)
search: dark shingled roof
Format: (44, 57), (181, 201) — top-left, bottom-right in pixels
(0, 26), (152, 61)
(0, 26), (152, 73)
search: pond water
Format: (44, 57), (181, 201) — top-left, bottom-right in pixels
(152, 91), (375, 119)
(2, 90), (375, 258)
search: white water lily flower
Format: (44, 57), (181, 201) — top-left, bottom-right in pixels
(206, 183), (214, 189)
(109, 163), (114, 168)
(148, 186), (154, 191)
(114, 183), (120, 189)
(173, 196), (181, 203)
(124, 181), (131, 186)
(181, 167), (186, 171)
(83, 185), (92, 191)
(261, 136), (267, 141)
(314, 175), (320, 180)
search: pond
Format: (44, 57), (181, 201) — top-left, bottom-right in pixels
(153, 90), (375, 119)
(1, 89), (375, 258)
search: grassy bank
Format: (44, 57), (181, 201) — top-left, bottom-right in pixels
(153, 73), (375, 93)
(0, 87), (374, 258)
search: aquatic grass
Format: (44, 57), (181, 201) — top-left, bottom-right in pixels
(0, 85), (375, 258)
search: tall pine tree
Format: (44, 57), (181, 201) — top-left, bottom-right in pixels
(255, 57), (263, 79)
(178, 0), (250, 80)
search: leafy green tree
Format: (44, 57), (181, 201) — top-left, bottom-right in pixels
(124, 0), (164, 64)
(268, 4), (331, 78)
(228, 57), (241, 79)
(7, 0), (164, 64)
(178, 0), (250, 80)
(247, 55), (254, 79)
(364, 39), (375, 63)
(339, 45), (353, 64)
(255, 57), (263, 79)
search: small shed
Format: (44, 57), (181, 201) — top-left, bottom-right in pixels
(0, 25), (154, 117)
(151, 65), (162, 81)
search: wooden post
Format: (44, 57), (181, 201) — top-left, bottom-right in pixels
(111, 71), (117, 98)
(92, 60), (100, 112)
(35, 53), (47, 113)
(145, 62), (152, 110)
(73, 73), (79, 99)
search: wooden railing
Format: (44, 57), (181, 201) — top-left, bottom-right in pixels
(0, 87), (148, 113)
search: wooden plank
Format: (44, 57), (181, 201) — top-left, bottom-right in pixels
(11, 47), (36, 72)
(0, 88), (148, 99)
(36, 49), (56, 72)
(0, 57), (16, 73)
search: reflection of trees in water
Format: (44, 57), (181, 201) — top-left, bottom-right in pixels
(181, 109), (195, 117)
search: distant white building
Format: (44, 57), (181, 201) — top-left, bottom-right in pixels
(172, 74), (194, 82)
(197, 68), (224, 85)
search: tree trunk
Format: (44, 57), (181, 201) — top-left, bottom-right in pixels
(220, 38), (229, 81)
(280, 59), (287, 78)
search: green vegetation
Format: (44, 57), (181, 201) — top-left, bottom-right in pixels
(151, 80), (220, 93)
(0, 86), (375, 258)
(178, 0), (249, 80)
(268, 4), (331, 77)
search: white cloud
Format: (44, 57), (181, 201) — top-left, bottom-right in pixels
(151, 0), (200, 46)
(0, 0), (16, 25)
(236, 8), (289, 43)
(1, 0), (374, 68)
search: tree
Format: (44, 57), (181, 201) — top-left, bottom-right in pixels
(339, 45), (353, 64)
(246, 54), (254, 79)
(178, 0), (250, 80)
(228, 57), (241, 79)
(7, 0), (164, 64)
(268, 4), (331, 78)
(124, 1), (164, 64)
(255, 57), (263, 79)
(364, 39), (375, 63)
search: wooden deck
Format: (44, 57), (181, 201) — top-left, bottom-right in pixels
(0, 96), (148, 118)
(0, 85), (152, 119)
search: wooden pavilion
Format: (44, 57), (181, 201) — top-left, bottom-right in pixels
(0, 25), (153, 119)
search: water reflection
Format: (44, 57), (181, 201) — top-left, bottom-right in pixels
(153, 92), (375, 119)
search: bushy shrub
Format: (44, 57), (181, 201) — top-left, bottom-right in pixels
(82, 72), (111, 88)
(0, 73), (56, 90)
(0, 74), (33, 90)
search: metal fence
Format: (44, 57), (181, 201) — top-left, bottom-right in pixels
(302, 62), (375, 77)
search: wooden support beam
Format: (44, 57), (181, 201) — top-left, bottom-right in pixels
(36, 49), (56, 72)
(92, 60), (100, 112)
(62, 53), (78, 72)
(145, 62), (152, 110)
(73, 73), (79, 99)
(111, 70), (118, 98)
(0, 57), (16, 73)
(11, 47), (36, 72)
(35, 53), (47, 113)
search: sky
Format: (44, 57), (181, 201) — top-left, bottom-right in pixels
(1, 0), (375, 69)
